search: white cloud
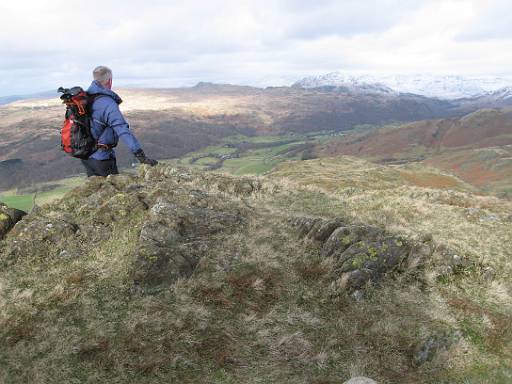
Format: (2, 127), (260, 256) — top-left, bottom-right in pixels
(0, 0), (511, 96)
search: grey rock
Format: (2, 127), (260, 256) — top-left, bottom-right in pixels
(331, 237), (412, 292)
(305, 218), (344, 242)
(322, 225), (381, 258)
(435, 265), (453, 278)
(133, 236), (199, 289)
(105, 173), (138, 191)
(443, 253), (467, 268)
(343, 377), (378, 384)
(351, 289), (365, 301)
(94, 192), (148, 224)
(133, 199), (245, 289)
(2, 214), (79, 262)
(420, 232), (433, 242)
(337, 238), (409, 274)
(482, 266), (495, 282)
(234, 180), (257, 195)
(57, 249), (80, 259)
(295, 217), (323, 239)
(480, 214), (499, 222)
(413, 330), (462, 366)
(140, 221), (181, 246)
(294, 215), (435, 291)
(407, 241), (435, 270)
(337, 269), (374, 291)
(433, 246), (469, 272)
(321, 226), (355, 257)
(58, 250), (72, 259)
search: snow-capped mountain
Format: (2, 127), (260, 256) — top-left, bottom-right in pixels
(292, 73), (397, 96)
(484, 86), (512, 101)
(458, 86), (512, 109)
(293, 72), (512, 99)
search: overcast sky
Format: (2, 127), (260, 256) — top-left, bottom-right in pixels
(0, 0), (511, 96)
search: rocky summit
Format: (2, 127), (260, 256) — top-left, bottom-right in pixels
(0, 163), (511, 383)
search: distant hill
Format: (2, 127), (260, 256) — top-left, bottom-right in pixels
(320, 108), (512, 155)
(0, 90), (55, 106)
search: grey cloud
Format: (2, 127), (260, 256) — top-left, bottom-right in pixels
(281, 0), (425, 39)
(1, 0), (510, 97)
(455, 1), (512, 41)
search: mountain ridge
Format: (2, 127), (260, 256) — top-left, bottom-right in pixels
(294, 72), (512, 99)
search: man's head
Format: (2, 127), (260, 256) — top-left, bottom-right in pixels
(93, 66), (113, 89)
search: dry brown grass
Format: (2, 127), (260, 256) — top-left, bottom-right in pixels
(398, 169), (464, 189)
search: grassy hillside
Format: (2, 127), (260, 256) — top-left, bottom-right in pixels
(0, 161), (510, 383)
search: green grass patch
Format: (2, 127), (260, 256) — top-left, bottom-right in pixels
(245, 142), (306, 157)
(0, 177), (84, 211)
(195, 157), (220, 166)
(0, 194), (34, 212)
(222, 157), (278, 175)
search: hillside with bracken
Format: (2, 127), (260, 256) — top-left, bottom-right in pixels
(316, 108), (512, 196)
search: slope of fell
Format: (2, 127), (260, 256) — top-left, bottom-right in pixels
(320, 108), (512, 158)
(316, 108), (512, 195)
(0, 163), (511, 383)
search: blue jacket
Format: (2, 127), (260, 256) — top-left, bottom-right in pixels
(86, 81), (141, 160)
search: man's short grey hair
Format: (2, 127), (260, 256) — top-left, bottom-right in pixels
(93, 66), (113, 83)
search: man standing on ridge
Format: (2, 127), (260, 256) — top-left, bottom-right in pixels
(81, 65), (157, 177)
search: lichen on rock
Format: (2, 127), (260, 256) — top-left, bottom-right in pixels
(132, 196), (246, 290)
(292, 216), (436, 292)
(0, 203), (26, 240)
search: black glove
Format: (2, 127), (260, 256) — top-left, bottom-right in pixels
(134, 149), (158, 166)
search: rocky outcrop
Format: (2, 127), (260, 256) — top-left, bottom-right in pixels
(0, 203), (26, 239)
(291, 217), (436, 293)
(1, 167), (250, 292)
(132, 197), (245, 290)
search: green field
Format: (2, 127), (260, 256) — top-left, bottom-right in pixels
(0, 177), (85, 211)
(222, 156), (279, 175)
(180, 134), (317, 176)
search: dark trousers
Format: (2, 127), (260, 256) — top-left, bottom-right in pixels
(81, 158), (119, 177)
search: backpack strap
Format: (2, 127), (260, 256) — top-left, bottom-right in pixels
(88, 94), (117, 149)
(89, 94), (109, 128)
